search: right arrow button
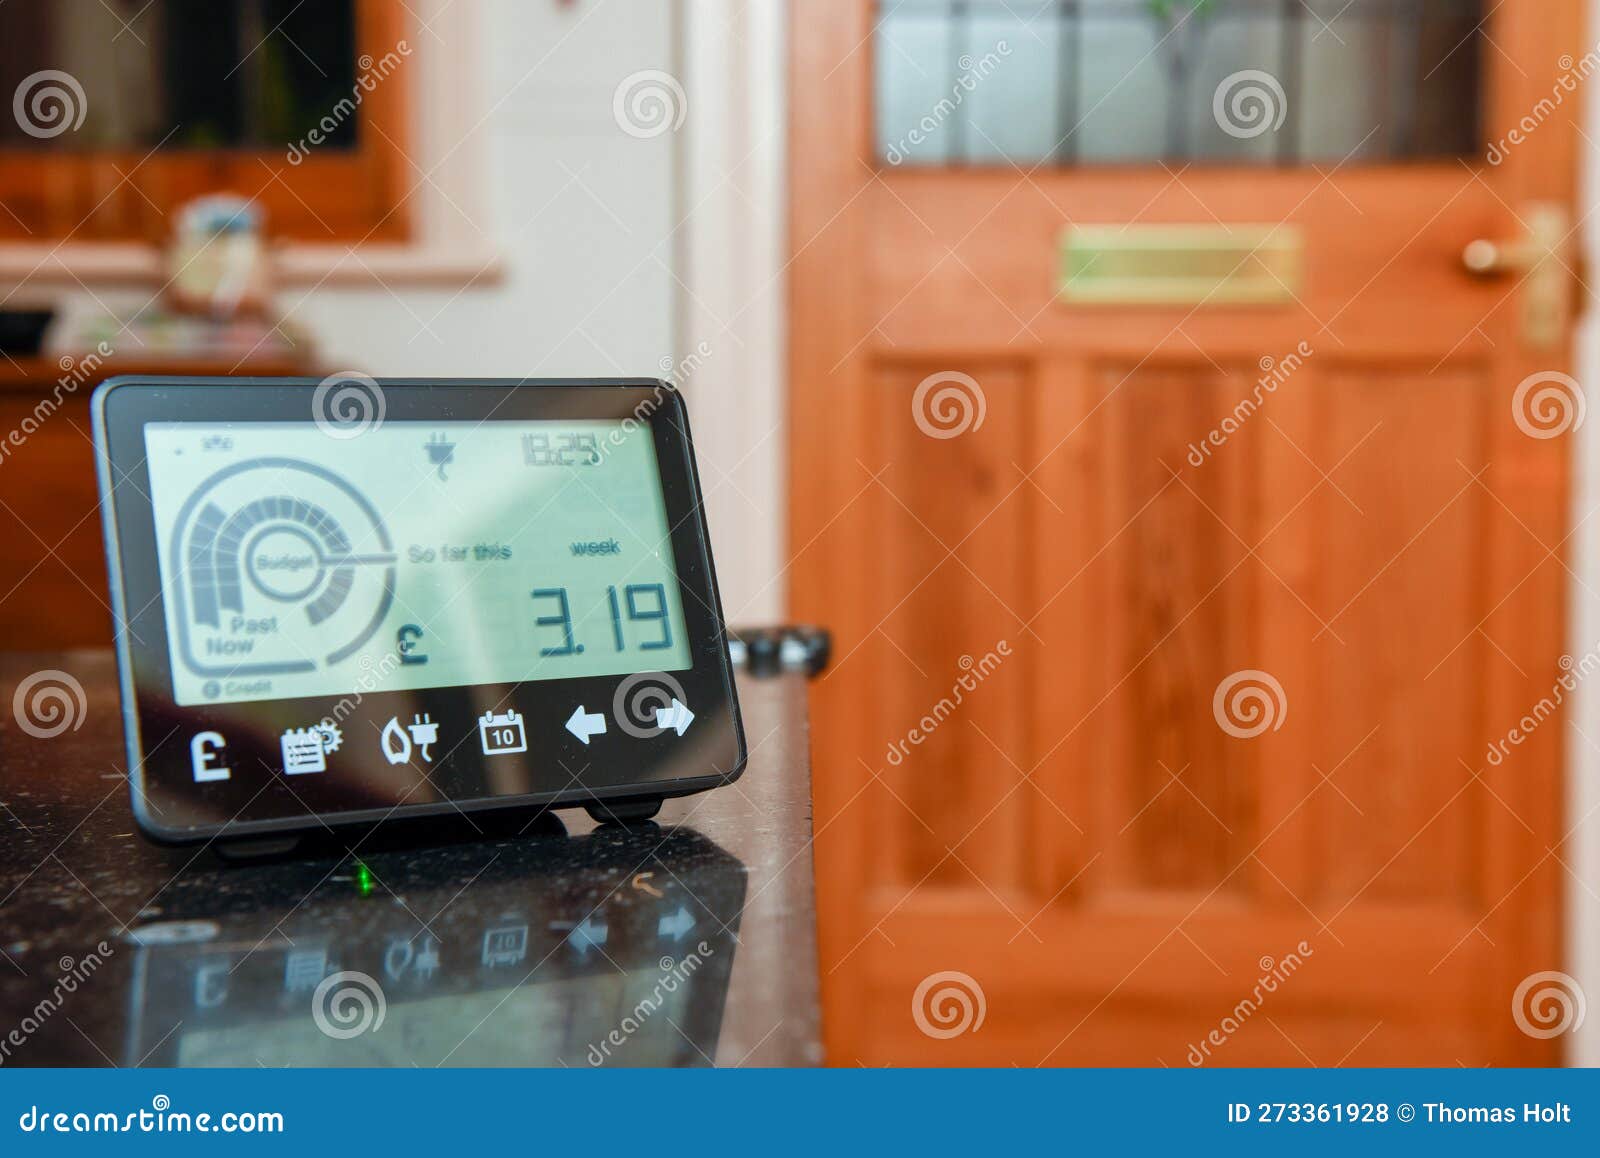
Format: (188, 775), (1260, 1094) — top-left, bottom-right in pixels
(653, 698), (694, 736)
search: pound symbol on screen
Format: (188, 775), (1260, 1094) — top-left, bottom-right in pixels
(397, 623), (428, 666)
(479, 709), (527, 757)
(190, 731), (230, 782)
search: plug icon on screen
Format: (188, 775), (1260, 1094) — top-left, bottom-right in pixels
(381, 714), (439, 764)
(407, 713), (438, 762)
(424, 432), (455, 480)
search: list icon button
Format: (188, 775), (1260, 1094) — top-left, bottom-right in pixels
(280, 723), (341, 775)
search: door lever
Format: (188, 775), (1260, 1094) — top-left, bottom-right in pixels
(1462, 203), (1570, 350)
(1462, 237), (1528, 276)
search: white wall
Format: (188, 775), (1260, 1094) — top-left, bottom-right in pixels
(280, 0), (678, 377)
(678, 0), (788, 624)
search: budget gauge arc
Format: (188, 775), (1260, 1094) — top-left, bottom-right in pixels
(93, 377), (747, 844)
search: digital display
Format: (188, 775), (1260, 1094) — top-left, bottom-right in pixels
(142, 420), (693, 707)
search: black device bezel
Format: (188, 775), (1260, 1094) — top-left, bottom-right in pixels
(93, 376), (746, 844)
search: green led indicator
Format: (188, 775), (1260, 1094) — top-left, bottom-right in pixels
(356, 862), (374, 897)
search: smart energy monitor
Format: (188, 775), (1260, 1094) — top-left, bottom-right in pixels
(94, 377), (746, 843)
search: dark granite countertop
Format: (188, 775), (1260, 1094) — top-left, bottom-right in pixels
(0, 651), (820, 1067)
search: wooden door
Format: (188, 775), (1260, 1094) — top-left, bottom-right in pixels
(789, 0), (1583, 1065)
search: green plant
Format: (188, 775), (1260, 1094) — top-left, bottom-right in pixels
(1146, 0), (1220, 158)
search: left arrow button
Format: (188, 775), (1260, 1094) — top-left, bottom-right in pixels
(565, 705), (607, 745)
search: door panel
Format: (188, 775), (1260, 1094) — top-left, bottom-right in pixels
(1310, 367), (1488, 902)
(870, 362), (1034, 890)
(1106, 362), (1258, 891)
(791, 0), (1578, 1065)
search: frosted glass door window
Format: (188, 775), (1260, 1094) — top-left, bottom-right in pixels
(875, 0), (1485, 166)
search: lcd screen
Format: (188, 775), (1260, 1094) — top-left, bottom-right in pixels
(143, 420), (692, 706)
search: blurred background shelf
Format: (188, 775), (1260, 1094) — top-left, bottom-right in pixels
(0, 351), (316, 650)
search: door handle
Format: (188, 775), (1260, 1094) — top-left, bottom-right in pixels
(1461, 203), (1570, 350)
(1462, 237), (1528, 276)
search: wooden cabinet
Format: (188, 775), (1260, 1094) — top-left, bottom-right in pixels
(0, 358), (308, 650)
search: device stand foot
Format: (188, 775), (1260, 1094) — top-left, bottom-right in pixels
(214, 836), (304, 861)
(585, 798), (663, 825)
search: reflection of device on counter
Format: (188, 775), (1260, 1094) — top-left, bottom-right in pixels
(119, 826), (747, 1067)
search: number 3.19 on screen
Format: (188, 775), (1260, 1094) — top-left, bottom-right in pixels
(532, 583), (673, 658)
